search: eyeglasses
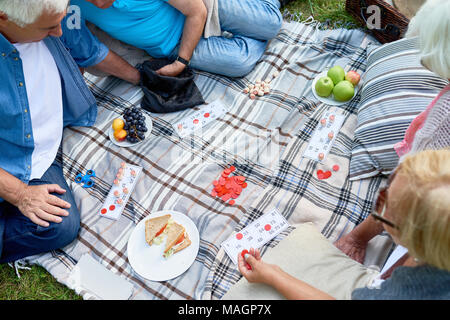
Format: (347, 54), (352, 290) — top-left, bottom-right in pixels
(370, 173), (399, 230)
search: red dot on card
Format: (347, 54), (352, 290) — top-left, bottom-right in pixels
(204, 113), (210, 118)
(333, 165), (340, 172)
(109, 205), (115, 211)
(236, 233), (243, 240)
(193, 119), (199, 124)
(101, 208), (107, 214)
(264, 224), (271, 231)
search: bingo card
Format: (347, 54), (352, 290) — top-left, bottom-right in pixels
(302, 108), (346, 162)
(172, 100), (228, 138)
(99, 162), (142, 220)
(222, 208), (289, 265)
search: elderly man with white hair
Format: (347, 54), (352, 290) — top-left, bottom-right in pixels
(0, 0), (140, 264)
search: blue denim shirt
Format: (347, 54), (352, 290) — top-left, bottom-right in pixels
(0, 17), (109, 188)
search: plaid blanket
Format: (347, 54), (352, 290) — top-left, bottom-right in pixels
(27, 20), (392, 300)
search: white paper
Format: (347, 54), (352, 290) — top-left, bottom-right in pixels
(68, 254), (134, 300)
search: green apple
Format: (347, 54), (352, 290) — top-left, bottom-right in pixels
(333, 80), (355, 102)
(315, 76), (334, 97)
(327, 66), (345, 85)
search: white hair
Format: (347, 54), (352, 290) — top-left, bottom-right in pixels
(405, 0), (450, 79)
(0, 0), (69, 27)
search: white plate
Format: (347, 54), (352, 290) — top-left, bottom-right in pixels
(109, 116), (153, 147)
(311, 70), (361, 106)
(127, 210), (200, 281)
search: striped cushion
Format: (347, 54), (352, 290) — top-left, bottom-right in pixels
(349, 37), (448, 180)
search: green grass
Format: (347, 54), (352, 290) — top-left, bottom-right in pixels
(0, 263), (81, 300)
(0, 0), (358, 301)
(284, 0), (362, 28)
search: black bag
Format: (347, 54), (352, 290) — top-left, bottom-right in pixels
(139, 58), (205, 113)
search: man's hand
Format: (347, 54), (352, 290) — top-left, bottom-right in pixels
(166, 0), (207, 75)
(87, 0), (116, 9)
(156, 60), (186, 77)
(237, 248), (281, 284)
(334, 232), (368, 264)
(16, 184), (71, 228)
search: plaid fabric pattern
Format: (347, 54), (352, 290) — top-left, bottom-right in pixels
(27, 21), (390, 300)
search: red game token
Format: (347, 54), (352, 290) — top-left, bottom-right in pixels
(332, 165), (340, 172)
(109, 205), (115, 211)
(264, 224), (272, 231)
(236, 233), (243, 240)
(204, 112), (210, 118)
(241, 249), (249, 258)
(211, 168), (247, 205)
(193, 119), (199, 124)
(101, 208), (107, 214)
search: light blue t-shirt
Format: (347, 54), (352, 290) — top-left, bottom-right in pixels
(71, 0), (185, 58)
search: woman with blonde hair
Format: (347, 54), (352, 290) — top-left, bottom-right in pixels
(236, 149), (450, 299)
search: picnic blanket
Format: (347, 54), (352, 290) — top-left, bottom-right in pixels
(26, 20), (394, 300)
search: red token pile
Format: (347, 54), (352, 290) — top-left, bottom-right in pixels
(211, 166), (247, 205)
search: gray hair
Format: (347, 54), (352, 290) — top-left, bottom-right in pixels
(406, 0), (450, 79)
(0, 0), (69, 27)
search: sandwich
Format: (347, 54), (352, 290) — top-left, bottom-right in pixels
(163, 222), (191, 258)
(145, 214), (171, 246)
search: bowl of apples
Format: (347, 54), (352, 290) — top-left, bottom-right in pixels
(109, 107), (153, 147)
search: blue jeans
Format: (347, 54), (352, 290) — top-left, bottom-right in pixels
(171, 0), (282, 77)
(0, 160), (80, 263)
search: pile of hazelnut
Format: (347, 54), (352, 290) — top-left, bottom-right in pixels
(243, 70), (279, 99)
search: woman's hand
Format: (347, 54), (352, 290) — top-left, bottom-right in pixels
(237, 248), (336, 300)
(237, 248), (281, 285)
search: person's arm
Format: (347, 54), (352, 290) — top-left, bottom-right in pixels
(238, 248), (335, 300)
(60, 15), (140, 85)
(334, 216), (384, 264)
(92, 50), (140, 85)
(156, 0), (207, 77)
(0, 168), (71, 227)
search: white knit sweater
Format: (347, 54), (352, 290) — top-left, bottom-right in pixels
(400, 85), (450, 161)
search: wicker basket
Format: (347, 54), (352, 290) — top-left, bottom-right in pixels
(346, 0), (410, 43)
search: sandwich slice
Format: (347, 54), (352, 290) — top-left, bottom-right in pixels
(163, 222), (191, 258)
(145, 214), (171, 246)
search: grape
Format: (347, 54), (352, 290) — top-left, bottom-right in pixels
(120, 107), (148, 144)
